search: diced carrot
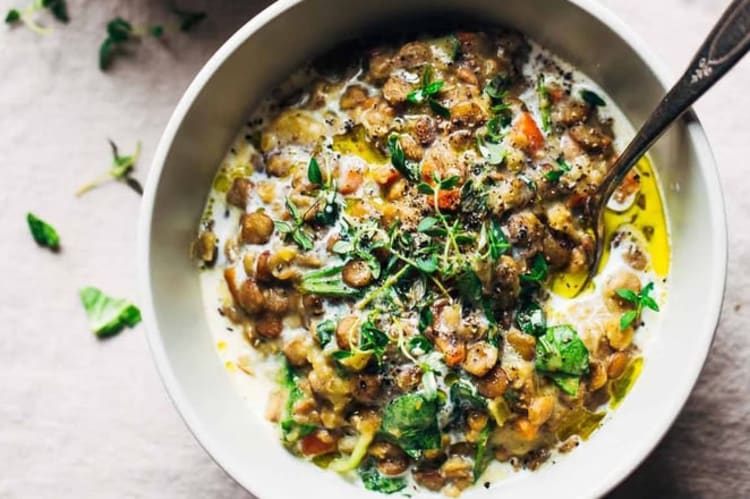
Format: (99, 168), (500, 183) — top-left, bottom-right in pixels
(513, 112), (545, 153)
(427, 188), (461, 212)
(515, 417), (539, 441)
(371, 165), (399, 185)
(434, 334), (466, 367)
(421, 161), (436, 182)
(338, 169), (363, 194)
(300, 430), (338, 457)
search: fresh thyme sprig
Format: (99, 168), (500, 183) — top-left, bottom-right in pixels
(274, 197), (315, 251)
(616, 282), (660, 330)
(5, 0), (68, 34)
(407, 66), (450, 118)
(77, 140), (143, 197)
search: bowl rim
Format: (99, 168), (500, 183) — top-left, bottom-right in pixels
(137, 0), (728, 497)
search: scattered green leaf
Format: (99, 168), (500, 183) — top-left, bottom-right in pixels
(77, 140), (142, 196)
(516, 301), (546, 337)
(171, 6), (206, 32)
(307, 157), (323, 186)
(78, 286), (141, 338)
(486, 219), (509, 260)
(5, 8), (20, 23)
(520, 253), (548, 284)
(26, 212), (60, 250)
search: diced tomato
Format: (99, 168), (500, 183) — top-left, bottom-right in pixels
(513, 112), (545, 153)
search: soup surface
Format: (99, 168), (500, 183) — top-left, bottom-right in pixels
(193, 29), (669, 496)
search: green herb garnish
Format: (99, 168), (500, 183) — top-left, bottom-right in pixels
(274, 197), (315, 250)
(359, 319), (390, 363)
(307, 157), (324, 186)
(171, 6), (206, 32)
(99, 17), (134, 70)
(315, 319), (336, 346)
(78, 286), (141, 338)
(407, 66), (450, 118)
(386, 133), (419, 181)
(279, 361), (317, 442)
(150, 24), (164, 38)
(537, 74), (551, 133)
(299, 265), (360, 297)
(486, 219), (510, 260)
(544, 157), (572, 183)
(580, 89), (606, 107)
(484, 73), (510, 100)
(77, 140), (142, 196)
(408, 335), (433, 355)
(27, 212), (60, 250)
(616, 282), (660, 330)
(476, 134), (505, 165)
(5, 0), (67, 33)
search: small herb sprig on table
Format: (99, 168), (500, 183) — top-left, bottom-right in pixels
(77, 140), (143, 196)
(99, 7), (206, 70)
(79, 286), (141, 338)
(617, 282), (660, 330)
(5, 0), (68, 34)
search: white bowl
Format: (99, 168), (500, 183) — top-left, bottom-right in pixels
(137, 0), (727, 497)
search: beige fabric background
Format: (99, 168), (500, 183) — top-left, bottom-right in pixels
(0, 0), (747, 497)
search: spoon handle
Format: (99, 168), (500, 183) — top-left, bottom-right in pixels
(600, 0), (750, 198)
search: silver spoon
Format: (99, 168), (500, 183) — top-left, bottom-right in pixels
(583, 0), (750, 289)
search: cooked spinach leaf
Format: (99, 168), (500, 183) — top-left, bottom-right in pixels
(359, 463), (407, 494)
(580, 89), (606, 107)
(315, 319), (336, 346)
(520, 253), (548, 284)
(386, 133), (419, 181)
(381, 392), (441, 458)
(616, 282), (660, 330)
(515, 301), (546, 337)
(279, 361), (316, 442)
(535, 325), (589, 376)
